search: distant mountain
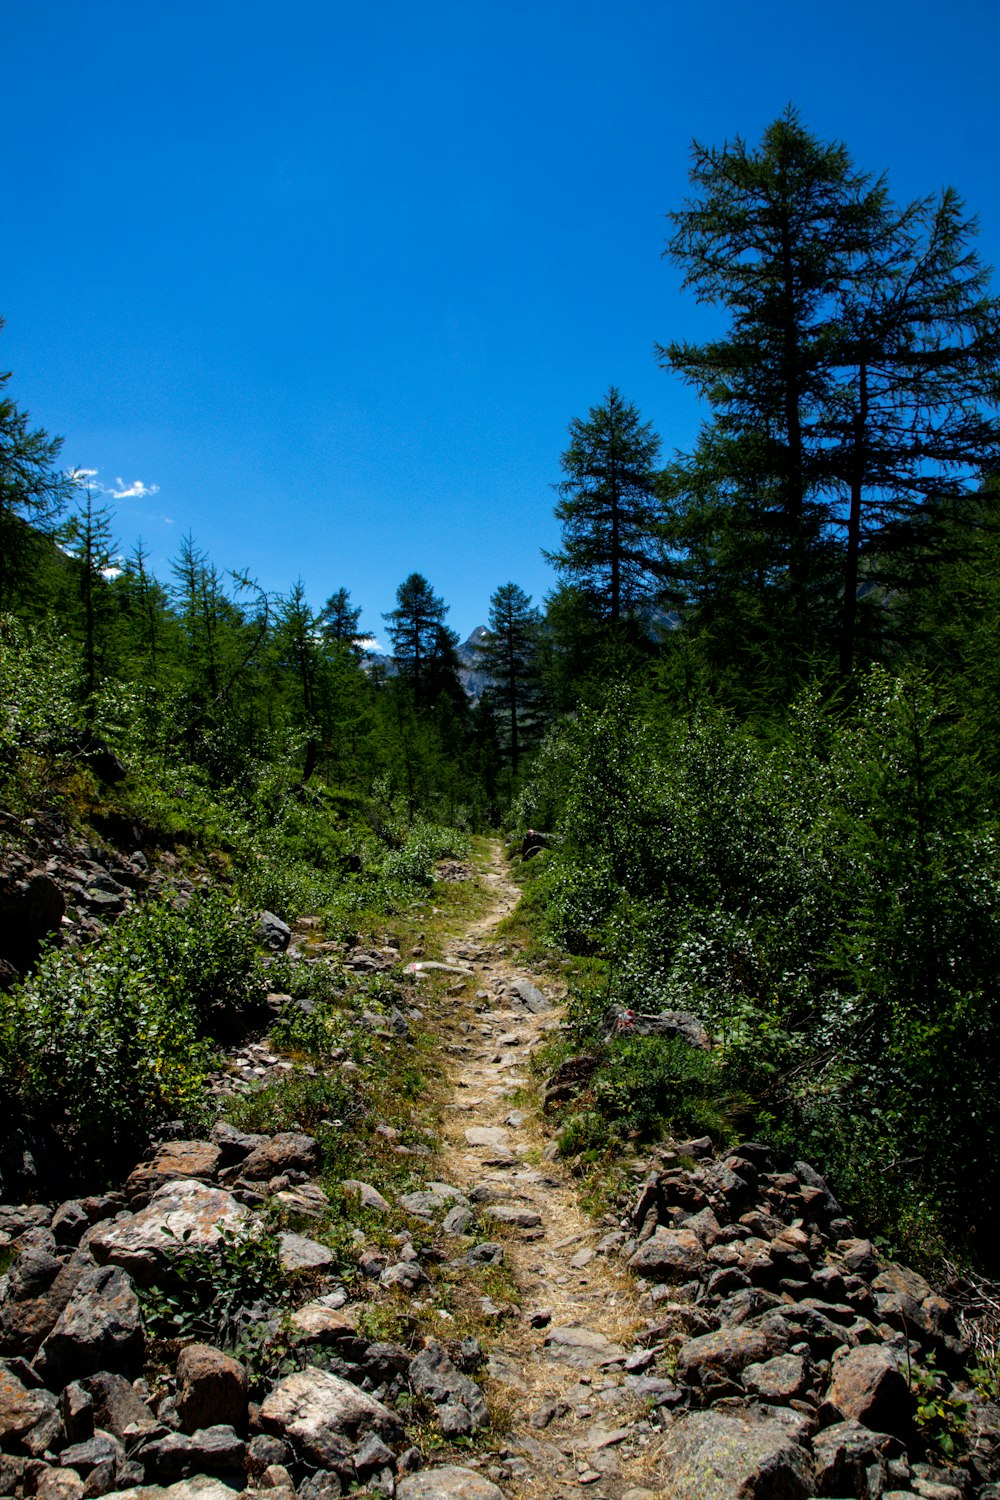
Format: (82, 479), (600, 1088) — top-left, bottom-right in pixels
(362, 626), (490, 701)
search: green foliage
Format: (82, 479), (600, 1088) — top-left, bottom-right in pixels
(910, 1354), (968, 1461)
(0, 891), (261, 1167)
(139, 1222), (291, 1345)
(522, 669), (1000, 1265)
(0, 613), (81, 792)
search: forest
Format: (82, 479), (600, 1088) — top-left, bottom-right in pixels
(3, 107), (1000, 1293)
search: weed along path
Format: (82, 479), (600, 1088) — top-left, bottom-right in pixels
(418, 839), (656, 1500)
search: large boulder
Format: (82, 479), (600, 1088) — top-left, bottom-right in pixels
(175, 1344), (247, 1435)
(34, 1264), (144, 1380)
(628, 1227), (706, 1282)
(89, 1179), (254, 1281)
(825, 1345), (912, 1435)
(115, 1480), (241, 1500)
(125, 1142), (222, 1202)
(811, 1419), (896, 1496)
(0, 1247), (97, 1358)
(654, 1409), (813, 1499)
(259, 1368), (403, 1469)
(0, 1364), (59, 1441)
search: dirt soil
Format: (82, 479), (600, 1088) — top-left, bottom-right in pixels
(425, 840), (661, 1500)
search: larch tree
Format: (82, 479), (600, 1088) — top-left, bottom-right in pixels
(0, 324), (71, 609)
(384, 572), (453, 709)
(546, 387), (662, 625)
(476, 582), (540, 773)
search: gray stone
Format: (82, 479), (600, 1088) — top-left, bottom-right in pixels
(340, 1180), (391, 1213)
(628, 1227), (705, 1281)
(509, 978), (548, 1012)
(396, 1467), (506, 1500)
(0, 1365), (59, 1440)
(35, 1265), (144, 1379)
(140, 1424), (245, 1478)
(278, 1233), (335, 1272)
(443, 1206), (474, 1235)
(656, 1409), (813, 1498)
(115, 1479), (240, 1500)
(409, 1340), (489, 1430)
(237, 1132), (319, 1180)
(258, 911), (291, 951)
(89, 1180), (253, 1281)
(677, 1322), (788, 1385)
(542, 1325), (625, 1369)
(259, 1368), (403, 1468)
(85, 1371), (158, 1439)
(485, 1205), (541, 1229)
(811, 1419), (895, 1497)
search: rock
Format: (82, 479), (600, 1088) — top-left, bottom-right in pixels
(542, 1325), (626, 1369)
(742, 1354), (808, 1403)
(237, 1133), (319, 1180)
(0, 871), (65, 974)
(85, 1371), (158, 1439)
(443, 1206), (474, 1235)
(89, 1180), (253, 1280)
(463, 1127), (511, 1151)
(175, 1344), (247, 1434)
(826, 1344), (912, 1435)
(35, 1265), (144, 1379)
(125, 1143), (222, 1200)
(655, 1409), (813, 1499)
(485, 1206), (541, 1229)
(409, 1341), (489, 1432)
(811, 1419), (896, 1497)
(509, 978), (548, 1012)
(278, 1233), (336, 1272)
(258, 911), (291, 951)
(139, 1424), (246, 1479)
(676, 1322), (787, 1385)
(0, 1364), (59, 1440)
(58, 1432), (125, 1478)
(50, 1203), (91, 1247)
(396, 1467), (506, 1499)
(380, 1260), (427, 1291)
(340, 1180), (391, 1213)
(115, 1477), (242, 1499)
(209, 1121), (269, 1166)
(9, 1246), (64, 1301)
(259, 1369), (404, 1468)
(838, 1237), (878, 1280)
(37, 1470), (86, 1500)
(628, 1227), (705, 1281)
(289, 1304), (358, 1344)
(0, 1247), (96, 1358)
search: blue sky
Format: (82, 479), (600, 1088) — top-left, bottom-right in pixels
(6, 0), (999, 642)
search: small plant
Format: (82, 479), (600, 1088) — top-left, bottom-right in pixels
(910, 1354), (969, 1461)
(139, 1222), (290, 1346)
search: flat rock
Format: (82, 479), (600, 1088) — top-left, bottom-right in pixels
(655, 1409), (813, 1499)
(485, 1205), (542, 1229)
(509, 978), (548, 1012)
(89, 1180), (253, 1280)
(289, 1304), (358, 1342)
(259, 1368), (404, 1468)
(125, 1142), (222, 1200)
(542, 1325), (625, 1368)
(115, 1479), (240, 1500)
(278, 1233), (335, 1272)
(464, 1127), (511, 1150)
(396, 1467), (506, 1499)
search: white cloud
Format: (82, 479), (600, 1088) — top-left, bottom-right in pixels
(364, 638), (385, 654)
(111, 477), (160, 500)
(68, 467), (99, 486)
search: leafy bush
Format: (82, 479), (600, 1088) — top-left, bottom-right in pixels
(140, 1222), (291, 1345)
(0, 890), (261, 1169)
(521, 671), (1000, 1266)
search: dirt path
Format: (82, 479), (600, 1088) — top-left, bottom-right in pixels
(428, 840), (658, 1500)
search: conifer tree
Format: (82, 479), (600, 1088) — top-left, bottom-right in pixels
(546, 387), (662, 625)
(0, 323), (71, 609)
(384, 573), (454, 708)
(476, 582), (540, 773)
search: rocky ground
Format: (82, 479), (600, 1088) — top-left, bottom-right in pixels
(2, 841), (1000, 1499)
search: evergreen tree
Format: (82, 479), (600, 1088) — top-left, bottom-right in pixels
(0, 324), (71, 609)
(476, 582), (540, 773)
(546, 387), (662, 625)
(64, 487), (118, 704)
(384, 573), (454, 708)
(318, 586), (373, 654)
(661, 109), (1000, 683)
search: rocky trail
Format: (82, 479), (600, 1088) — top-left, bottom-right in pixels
(2, 840), (1000, 1500)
